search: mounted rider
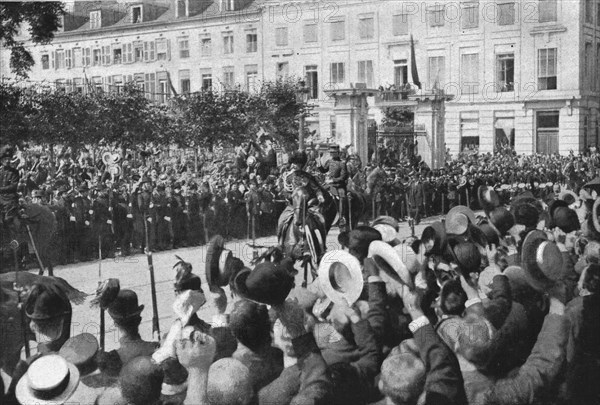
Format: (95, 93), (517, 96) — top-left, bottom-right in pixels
(0, 145), (25, 240)
(283, 151), (326, 205)
(318, 144), (349, 227)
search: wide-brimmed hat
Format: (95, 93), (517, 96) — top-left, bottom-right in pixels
(59, 333), (99, 376)
(206, 236), (241, 291)
(448, 239), (481, 276)
(487, 207), (515, 237)
(233, 259), (295, 306)
(16, 354), (80, 405)
(318, 250), (363, 305)
(548, 199), (569, 222)
(446, 206), (476, 235)
(512, 203), (539, 228)
(593, 198), (600, 234)
(478, 186), (500, 213)
(521, 230), (564, 291)
(371, 216), (399, 243)
(107, 289), (144, 321)
(368, 241), (412, 288)
(25, 283), (71, 321)
(420, 221), (447, 255)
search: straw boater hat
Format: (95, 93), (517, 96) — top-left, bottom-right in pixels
(521, 230), (564, 291)
(368, 241), (413, 289)
(318, 250), (363, 305)
(371, 216), (400, 244)
(16, 354), (80, 405)
(445, 206), (476, 236)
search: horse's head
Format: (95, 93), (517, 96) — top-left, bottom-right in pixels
(291, 187), (310, 227)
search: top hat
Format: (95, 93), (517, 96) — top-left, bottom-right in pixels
(107, 289), (144, 321)
(16, 354), (80, 405)
(368, 241), (412, 288)
(478, 186), (500, 213)
(448, 239), (481, 276)
(521, 230), (564, 291)
(318, 250), (363, 305)
(233, 259), (295, 306)
(25, 283), (71, 321)
(59, 333), (99, 376)
(206, 236), (244, 291)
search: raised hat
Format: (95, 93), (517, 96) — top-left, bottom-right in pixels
(478, 186), (500, 213)
(487, 207), (515, 236)
(594, 198), (600, 234)
(368, 241), (412, 288)
(558, 190), (578, 205)
(25, 283), (71, 321)
(233, 259), (295, 306)
(347, 226), (382, 261)
(59, 333), (99, 376)
(318, 250), (363, 305)
(206, 236), (244, 291)
(420, 221), (447, 255)
(521, 230), (564, 291)
(16, 354), (80, 405)
(446, 206), (477, 235)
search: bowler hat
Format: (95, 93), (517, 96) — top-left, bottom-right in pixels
(59, 333), (99, 375)
(448, 239), (481, 276)
(318, 250), (363, 305)
(513, 203), (539, 228)
(548, 199), (569, 222)
(25, 283), (71, 321)
(107, 289), (144, 321)
(521, 230), (564, 291)
(478, 186), (500, 213)
(233, 259), (295, 306)
(206, 236), (244, 291)
(558, 190), (578, 205)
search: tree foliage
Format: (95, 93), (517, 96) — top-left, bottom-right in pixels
(0, 2), (65, 78)
(0, 78), (308, 152)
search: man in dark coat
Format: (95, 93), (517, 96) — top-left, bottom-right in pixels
(0, 146), (22, 239)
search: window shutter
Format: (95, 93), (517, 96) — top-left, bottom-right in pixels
(66, 49), (72, 69)
(167, 39), (171, 60)
(53, 51), (57, 70)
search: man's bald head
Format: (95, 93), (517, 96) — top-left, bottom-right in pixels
(380, 352), (425, 405)
(207, 358), (253, 405)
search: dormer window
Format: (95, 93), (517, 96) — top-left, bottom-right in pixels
(131, 6), (143, 23)
(90, 10), (101, 29)
(222, 0), (236, 11)
(176, 0), (188, 18)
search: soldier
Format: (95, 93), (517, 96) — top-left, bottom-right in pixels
(170, 182), (187, 248)
(0, 146), (23, 240)
(114, 182), (133, 256)
(226, 182), (244, 240)
(153, 183), (171, 251)
(72, 183), (93, 262)
(195, 181), (211, 243)
(212, 181), (228, 239)
(49, 185), (71, 265)
(318, 144), (348, 228)
(244, 179), (261, 242)
(91, 184), (114, 259)
(186, 182), (202, 246)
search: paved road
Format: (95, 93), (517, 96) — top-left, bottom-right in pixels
(46, 216), (445, 351)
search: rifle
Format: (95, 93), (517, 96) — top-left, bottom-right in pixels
(143, 214), (161, 342)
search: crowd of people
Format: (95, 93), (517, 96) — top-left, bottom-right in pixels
(1, 142), (599, 404)
(1, 140), (599, 269)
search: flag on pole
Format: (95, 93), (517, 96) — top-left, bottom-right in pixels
(166, 71), (179, 98)
(410, 35), (422, 90)
(83, 68), (95, 94)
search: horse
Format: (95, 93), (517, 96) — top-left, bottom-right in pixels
(277, 187), (328, 285)
(0, 203), (57, 275)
